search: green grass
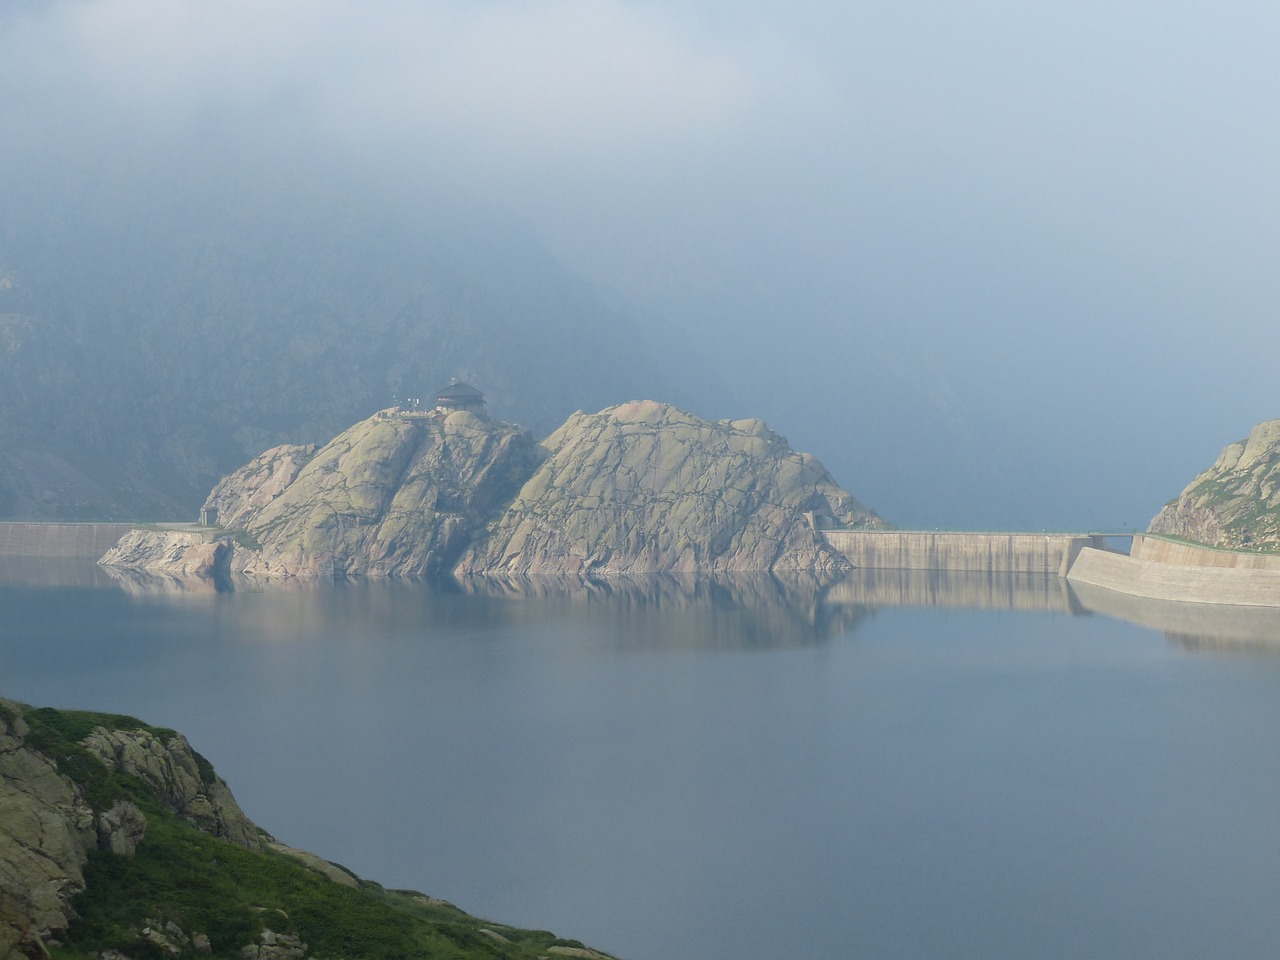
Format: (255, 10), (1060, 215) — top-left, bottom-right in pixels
(16, 705), (614, 960)
(226, 528), (262, 550)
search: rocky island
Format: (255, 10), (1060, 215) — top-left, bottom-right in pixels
(0, 699), (617, 960)
(101, 400), (886, 584)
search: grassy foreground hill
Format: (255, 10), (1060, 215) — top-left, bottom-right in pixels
(0, 700), (618, 960)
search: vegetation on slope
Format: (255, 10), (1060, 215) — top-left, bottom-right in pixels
(1149, 419), (1280, 549)
(6, 704), (616, 960)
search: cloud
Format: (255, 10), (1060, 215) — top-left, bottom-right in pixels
(1, 0), (756, 170)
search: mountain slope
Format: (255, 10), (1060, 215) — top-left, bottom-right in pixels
(0, 181), (680, 520)
(1149, 419), (1280, 548)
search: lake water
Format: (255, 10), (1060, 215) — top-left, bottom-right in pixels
(5, 562), (1280, 960)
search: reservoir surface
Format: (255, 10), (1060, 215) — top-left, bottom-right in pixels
(4, 563), (1280, 960)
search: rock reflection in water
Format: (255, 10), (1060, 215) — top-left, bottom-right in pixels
(46, 557), (1280, 653)
(98, 564), (229, 596)
(1067, 579), (1280, 651)
(455, 572), (874, 650)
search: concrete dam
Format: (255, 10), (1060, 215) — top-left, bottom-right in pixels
(821, 530), (1113, 577)
(0, 523), (136, 559)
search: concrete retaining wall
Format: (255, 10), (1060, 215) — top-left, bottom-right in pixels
(1129, 534), (1280, 570)
(1066, 545), (1280, 606)
(0, 523), (135, 559)
(822, 530), (1100, 576)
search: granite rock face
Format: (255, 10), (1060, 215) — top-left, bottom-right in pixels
(102, 410), (543, 581)
(204, 443), (317, 531)
(222, 410), (540, 579)
(458, 401), (886, 577)
(104, 401), (888, 582)
(1149, 419), (1280, 548)
(81, 728), (261, 851)
(99, 529), (230, 579)
(0, 704), (96, 957)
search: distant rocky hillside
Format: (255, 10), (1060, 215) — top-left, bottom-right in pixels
(458, 401), (885, 577)
(0, 180), (681, 521)
(0, 699), (617, 960)
(1149, 419), (1280, 548)
(102, 401), (887, 582)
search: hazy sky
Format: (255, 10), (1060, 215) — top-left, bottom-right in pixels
(2, 0), (1277, 528)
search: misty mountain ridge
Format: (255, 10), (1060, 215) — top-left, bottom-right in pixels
(0, 180), (699, 520)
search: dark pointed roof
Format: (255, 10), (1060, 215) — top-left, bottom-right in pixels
(435, 379), (485, 400)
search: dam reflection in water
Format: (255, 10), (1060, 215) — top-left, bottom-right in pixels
(11, 556), (1280, 653)
(5, 563), (1280, 960)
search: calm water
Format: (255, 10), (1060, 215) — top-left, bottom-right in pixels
(5, 563), (1280, 960)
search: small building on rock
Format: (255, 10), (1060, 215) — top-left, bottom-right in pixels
(434, 379), (486, 415)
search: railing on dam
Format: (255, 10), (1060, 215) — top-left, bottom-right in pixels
(821, 529), (1118, 577)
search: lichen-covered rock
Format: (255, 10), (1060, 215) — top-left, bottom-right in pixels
(185, 410), (539, 580)
(457, 400), (886, 577)
(204, 443), (317, 530)
(99, 529), (231, 579)
(96, 800), (147, 857)
(103, 401), (889, 583)
(81, 728), (262, 850)
(1150, 419), (1280, 548)
(0, 702), (96, 956)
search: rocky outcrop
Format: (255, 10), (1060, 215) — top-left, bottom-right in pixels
(457, 401), (886, 577)
(0, 699), (621, 960)
(104, 401), (888, 583)
(1149, 419), (1280, 548)
(99, 530), (230, 579)
(101, 410), (543, 581)
(203, 443), (316, 530)
(81, 727), (262, 850)
(222, 410), (540, 579)
(0, 704), (96, 958)
(0, 703), (270, 956)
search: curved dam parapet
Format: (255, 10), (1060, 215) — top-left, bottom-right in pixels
(1066, 534), (1280, 606)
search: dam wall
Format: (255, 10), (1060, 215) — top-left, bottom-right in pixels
(0, 523), (134, 559)
(822, 530), (1102, 576)
(1128, 533), (1280, 570)
(1067, 540), (1280, 606)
